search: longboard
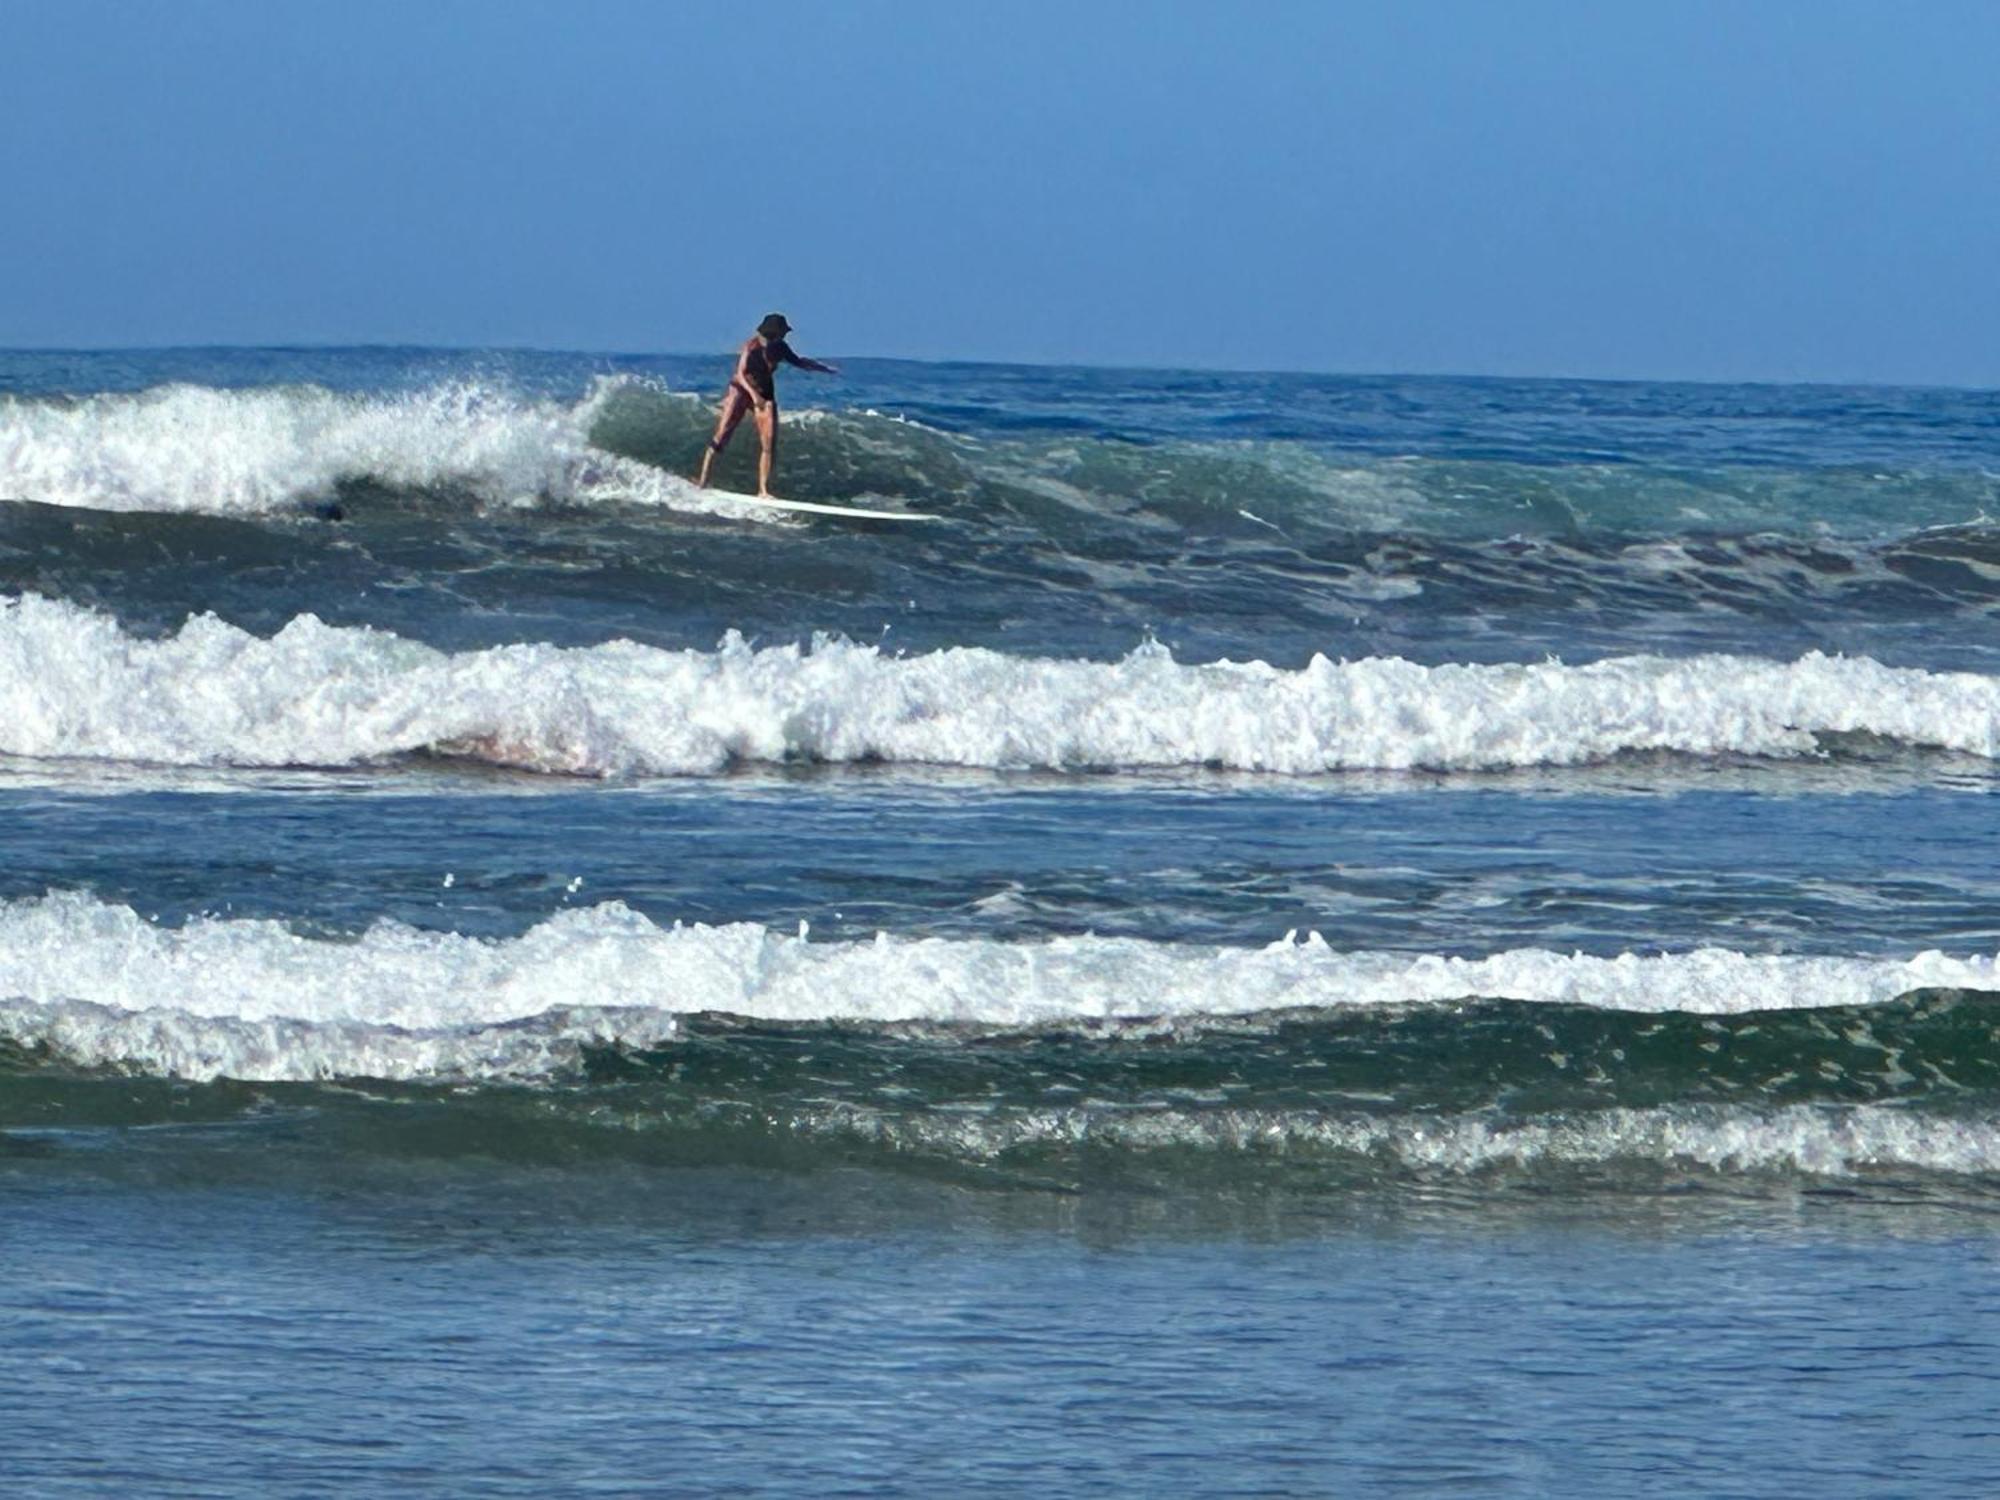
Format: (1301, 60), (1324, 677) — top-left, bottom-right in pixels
(706, 489), (937, 522)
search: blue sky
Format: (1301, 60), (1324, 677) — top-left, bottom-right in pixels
(3, 0), (1996, 384)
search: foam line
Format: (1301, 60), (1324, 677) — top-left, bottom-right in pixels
(2, 893), (1995, 1082)
(820, 1101), (2000, 1178)
(4, 595), (2000, 776)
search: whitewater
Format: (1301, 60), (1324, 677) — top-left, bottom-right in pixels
(6, 592), (2000, 777)
(6, 889), (1997, 1083)
(0, 375), (1034, 527)
(0, 378), (695, 516)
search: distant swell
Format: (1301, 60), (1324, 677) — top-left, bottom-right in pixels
(4, 595), (2000, 777)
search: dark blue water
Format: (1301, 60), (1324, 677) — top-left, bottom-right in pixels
(3, 348), (1997, 1492)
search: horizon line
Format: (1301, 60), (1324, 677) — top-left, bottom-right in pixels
(0, 341), (1994, 397)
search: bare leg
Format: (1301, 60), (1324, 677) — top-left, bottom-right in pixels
(755, 401), (778, 497)
(697, 390), (752, 487)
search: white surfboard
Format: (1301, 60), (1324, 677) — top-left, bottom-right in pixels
(708, 489), (937, 522)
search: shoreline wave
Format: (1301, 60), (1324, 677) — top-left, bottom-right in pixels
(2, 892), (1999, 1083)
(5, 595), (2000, 777)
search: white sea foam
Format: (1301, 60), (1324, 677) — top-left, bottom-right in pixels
(0, 893), (1995, 1083)
(1345, 1104), (2000, 1177)
(4, 594), (2000, 777)
(845, 1101), (2000, 1178)
(0, 379), (766, 519)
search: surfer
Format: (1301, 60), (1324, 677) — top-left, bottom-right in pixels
(695, 313), (839, 498)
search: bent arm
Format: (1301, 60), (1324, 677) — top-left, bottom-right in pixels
(730, 346), (769, 405)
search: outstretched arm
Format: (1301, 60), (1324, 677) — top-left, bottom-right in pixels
(775, 342), (839, 376)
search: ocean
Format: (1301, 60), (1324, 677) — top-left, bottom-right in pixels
(2, 348), (1998, 1494)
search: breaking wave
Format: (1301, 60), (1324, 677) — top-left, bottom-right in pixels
(0, 378), (782, 521)
(4, 594), (2000, 777)
(4, 377), (1998, 540)
(3, 891), (2000, 1084)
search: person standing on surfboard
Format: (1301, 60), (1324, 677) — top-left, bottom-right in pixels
(695, 313), (839, 498)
